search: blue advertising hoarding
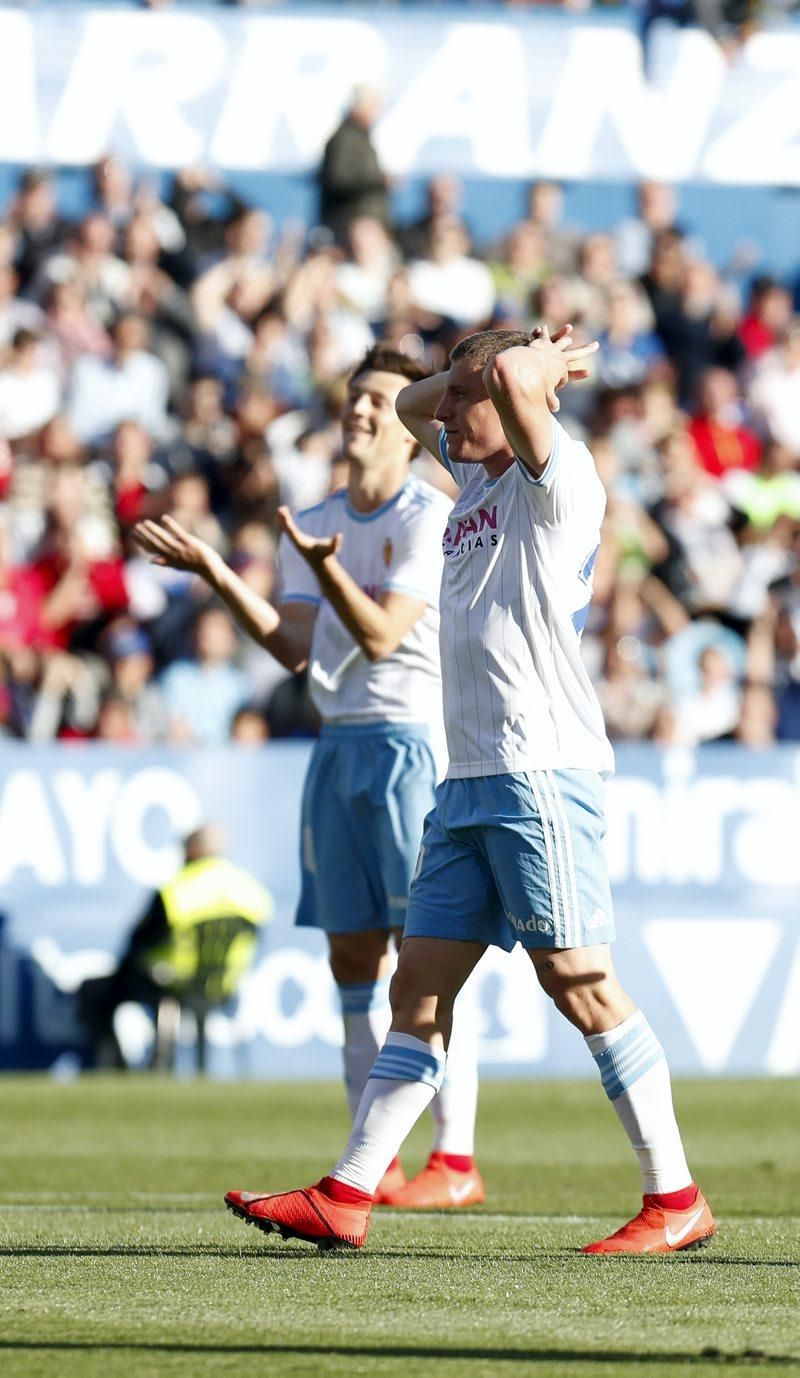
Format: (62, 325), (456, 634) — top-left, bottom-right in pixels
(0, 742), (798, 1079)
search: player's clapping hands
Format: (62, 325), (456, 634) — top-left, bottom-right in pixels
(133, 515), (221, 578)
(278, 506), (343, 571)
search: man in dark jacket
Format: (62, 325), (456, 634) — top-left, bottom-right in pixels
(318, 87), (389, 244)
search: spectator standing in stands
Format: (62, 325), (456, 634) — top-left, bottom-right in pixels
(159, 605), (250, 744)
(68, 313), (170, 444)
(0, 330), (60, 442)
(318, 87), (389, 244)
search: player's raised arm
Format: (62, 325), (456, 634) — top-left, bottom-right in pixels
(395, 371), (449, 462)
(133, 516), (315, 673)
(278, 508), (426, 663)
(483, 328), (599, 478)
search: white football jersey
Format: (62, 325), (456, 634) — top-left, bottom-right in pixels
(279, 475), (452, 728)
(436, 422), (614, 778)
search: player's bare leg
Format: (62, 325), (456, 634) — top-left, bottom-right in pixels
(529, 944), (716, 1254)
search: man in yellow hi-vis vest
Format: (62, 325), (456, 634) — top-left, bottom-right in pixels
(78, 826), (272, 1068)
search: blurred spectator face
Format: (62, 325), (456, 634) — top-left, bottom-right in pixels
(96, 693), (136, 742)
(350, 85), (382, 129)
(170, 473), (210, 525)
(638, 181), (676, 232)
(346, 216), (392, 266)
(8, 330), (40, 374)
(18, 172), (55, 229)
(194, 608), (237, 665)
(536, 276), (573, 331)
(107, 621), (154, 696)
(581, 234), (616, 286)
(660, 431), (702, 498)
(505, 223), (545, 273)
(650, 703), (680, 746)
(80, 214), (116, 257)
(342, 368), (415, 469)
(683, 259), (718, 312)
(428, 219), (469, 265)
(649, 231), (685, 288)
(699, 645), (733, 691)
(124, 215), (160, 265)
(112, 314), (148, 358)
(231, 707), (270, 745)
(228, 210), (269, 259)
(427, 175), (461, 218)
(188, 376), (225, 424)
(235, 382), (279, 438)
(112, 420), (152, 477)
(607, 282), (643, 339)
(759, 285), (793, 334)
(697, 367), (739, 419)
(40, 415), (83, 465)
(232, 521), (276, 562)
(528, 181), (562, 228)
(94, 156), (132, 207)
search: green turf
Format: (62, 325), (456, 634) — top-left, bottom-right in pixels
(1, 1076), (798, 1378)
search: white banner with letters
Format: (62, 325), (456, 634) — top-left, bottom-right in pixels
(0, 5), (799, 184)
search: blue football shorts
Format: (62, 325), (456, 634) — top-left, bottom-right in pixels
(404, 768), (615, 952)
(296, 722), (437, 934)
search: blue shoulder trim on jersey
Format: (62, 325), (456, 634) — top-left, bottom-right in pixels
(281, 593), (321, 607)
(345, 483), (406, 523)
(382, 580), (431, 602)
(515, 416), (560, 487)
(295, 489), (346, 520)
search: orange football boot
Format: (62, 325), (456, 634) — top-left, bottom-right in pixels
(582, 1190), (716, 1255)
(373, 1157), (407, 1206)
(225, 1185), (371, 1250)
(381, 1154), (485, 1209)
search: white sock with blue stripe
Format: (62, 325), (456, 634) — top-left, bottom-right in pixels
(337, 980), (393, 1122)
(331, 1032), (447, 1195)
(428, 998), (479, 1156)
(585, 1010), (692, 1195)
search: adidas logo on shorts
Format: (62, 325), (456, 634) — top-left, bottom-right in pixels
(508, 913), (554, 936)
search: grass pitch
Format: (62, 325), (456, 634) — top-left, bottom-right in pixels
(1, 1077), (798, 1378)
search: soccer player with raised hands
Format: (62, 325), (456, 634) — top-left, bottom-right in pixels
(224, 324), (716, 1256)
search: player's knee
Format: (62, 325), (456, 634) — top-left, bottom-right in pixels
(542, 971), (622, 1035)
(328, 937), (389, 987)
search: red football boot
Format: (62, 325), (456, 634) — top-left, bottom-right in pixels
(582, 1189), (716, 1255)
(380, 1153), (485, 1209)
(225, 1183), (371, 1250)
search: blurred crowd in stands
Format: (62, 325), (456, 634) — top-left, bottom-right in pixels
(1, 86), (800, 751)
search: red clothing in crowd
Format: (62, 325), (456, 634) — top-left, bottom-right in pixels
(7, 556), (130, 650)
(737, 313), (776, 360)
(688, 415), (762, 479)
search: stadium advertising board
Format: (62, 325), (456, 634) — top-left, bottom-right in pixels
(0, 5), (798, 185)
(0, 743), (798, 1078)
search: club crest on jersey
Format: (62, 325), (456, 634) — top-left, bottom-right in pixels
(443, 504), (500, 560)
(383, 537), (393, 568)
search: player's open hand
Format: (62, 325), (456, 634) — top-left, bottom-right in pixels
(132, 515), (218, 577)
(278, 507), (343, 570)
(529, 323), (599, 412)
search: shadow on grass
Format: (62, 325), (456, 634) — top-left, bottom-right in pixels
(0, 1243), (797, 1268)
(0, 1341), (795, 1367)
